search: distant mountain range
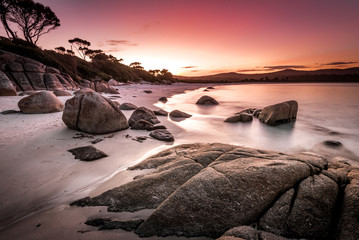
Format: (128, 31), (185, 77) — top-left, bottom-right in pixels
(175, 67), (359, 83)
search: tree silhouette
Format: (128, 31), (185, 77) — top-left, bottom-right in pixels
(68, 37), (91, 60)
(66, 49), (75, 56)
(85, 49), (102, 60)
(4, 0), (60, 44)
(130, 62), (144, 70)
(55, 46), (65, 54)
(0, 0), (17, 39)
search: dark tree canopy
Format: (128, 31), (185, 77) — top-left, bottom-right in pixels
(130, 62), (144, 70)
(55, 46), (65, 53)
(0, 0), (60, 44)
(68, 37), (91, 60)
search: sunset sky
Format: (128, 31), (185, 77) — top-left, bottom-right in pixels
(27, 0), (359, 75)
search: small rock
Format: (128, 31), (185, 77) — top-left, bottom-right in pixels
(104, 87), (119, 94)
(159, 97), (168, 102)
(85, 218), (111, 226)
(206, 86), (215, 89)
(68, 145), (108, 161)
(196, 95), (219, 105)
(169, 110), (192, 118)
(323, 140), (342, 148)
(91, 138), (104, 144)
(1, 110), (21, 114)
(128, 107), (159, 126)
(150, 129), (174, 142)
(53, 89), (72, 96)
(253, 109), (262, 118)
(154, 109), (168, 116)
(18, 91), (37, 96)
(258, 100), (298, 126)
(131, 119), (154, 131)
(224, 113), (253, 123)
(119, 102), (137, 110)
(144, 90), (152, 94)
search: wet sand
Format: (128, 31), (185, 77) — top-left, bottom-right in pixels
(0, 83), (211, 240)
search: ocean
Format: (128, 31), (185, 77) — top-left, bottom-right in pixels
(156, 83), (359, 160)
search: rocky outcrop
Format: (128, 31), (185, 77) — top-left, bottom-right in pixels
(18, 91), (64, 113)
(169, 110), (192, 118)
(0, 70), (17, 96)
(0, 50), (77, 91)
(72, 143), (359, 240)
(128, 107), (160, 126)
(258, 101), (298, 126)
(62, 91), (129, 134)
(196, 95), (219, 105)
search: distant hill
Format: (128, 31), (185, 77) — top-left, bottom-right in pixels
(176, 68), (359, 83)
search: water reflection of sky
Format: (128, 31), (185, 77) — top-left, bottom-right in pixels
(155, 83), (359, 157)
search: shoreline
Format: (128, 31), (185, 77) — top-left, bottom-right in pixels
(0, 83), (207, 232)
(1, 82), (358, 240)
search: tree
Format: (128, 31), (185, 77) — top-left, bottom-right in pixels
(129, 62), (144, 70)
(68, 37), (91, 60)
(4, 0), (60, 44)
(84, 49), (102, 60)
(55, 46), (65, 54)
(66, 49), (74, 56)
(0, 0), (17, 39)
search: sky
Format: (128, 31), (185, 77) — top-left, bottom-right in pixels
(10, 0), (359, 76)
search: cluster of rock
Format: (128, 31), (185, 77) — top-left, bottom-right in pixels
(78, 79), (119, 94)
(0, 50), (78, 96)
(224, 100), (298, 126)
(72, 143), (359, 240)
(128, 107), (174, 142)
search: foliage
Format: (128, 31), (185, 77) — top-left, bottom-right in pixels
(0, 0), (60, 44)
(68, 37), (90, 60)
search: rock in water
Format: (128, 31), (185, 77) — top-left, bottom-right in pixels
(224, 113), (253, 123)
(18, 92), (64, 113)
(62, 91), (129, 134)
(169, 110), (192, 118)
(0, 70), (17, 96)
(154, 109), (168, 116)
(258, 100), (298, 126)
(159, 97), (168, 102)
(68, 145), (107, 161)
(196, 95), (219, 105)
(149, 129), (174, 142)
(128, 107), (159, 126)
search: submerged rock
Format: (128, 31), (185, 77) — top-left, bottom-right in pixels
(18, 91), (64, 113)
(159, 97), (168, 102)
(154, 109), (168, 116)
(169, 110), (192, 118)
(196, 95), (219, 105)
(68, 145), (108, 161)
(224, 113), (253, 123)
(258, 100), (298, 126)
(62, 91), (129, 134)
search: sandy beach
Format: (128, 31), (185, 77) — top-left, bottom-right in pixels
(0, 83), (212, 240)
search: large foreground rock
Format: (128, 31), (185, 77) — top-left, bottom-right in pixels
(18, 91), (64, 113)
(0, 70), (17, 96)
(258, 100), (298, 126)
(62, 91), (129, 134)
(72, 143), (358, 239)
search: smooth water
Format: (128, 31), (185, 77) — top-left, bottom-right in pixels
(156, 83), (359, 159)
